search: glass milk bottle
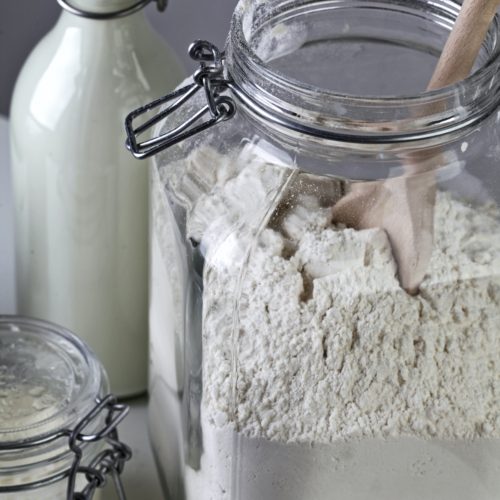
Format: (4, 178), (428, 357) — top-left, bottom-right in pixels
(10, 0), (184, 396)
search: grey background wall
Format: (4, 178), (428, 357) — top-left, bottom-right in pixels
(0, 0), (239, 116)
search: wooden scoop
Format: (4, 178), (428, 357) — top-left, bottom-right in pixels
(332, 0), (500, 294)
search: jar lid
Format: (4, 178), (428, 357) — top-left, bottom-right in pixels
(0, 316), (107, 444)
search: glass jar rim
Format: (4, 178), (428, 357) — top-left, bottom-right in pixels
(226, 0), (500, 144)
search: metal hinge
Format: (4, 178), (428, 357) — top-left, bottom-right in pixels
(68, 395), (131, 500)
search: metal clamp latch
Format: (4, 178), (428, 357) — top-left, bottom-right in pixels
(68, 395), (131, 500)
(125, 40), (236, 159)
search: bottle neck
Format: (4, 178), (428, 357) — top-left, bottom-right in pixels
(71, 0), (136, 10)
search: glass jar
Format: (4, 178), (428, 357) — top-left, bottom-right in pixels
(126, 0), (500, 499)
(0, 316), (131, 499)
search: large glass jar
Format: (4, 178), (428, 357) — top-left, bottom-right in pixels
(128, 0), (500, 498)
(0, 316), (131, 499)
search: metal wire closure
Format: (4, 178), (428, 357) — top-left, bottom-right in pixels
(0, 395), (131, 500)
(68, 395), (131, 500)
(125, 40), (236, 159)
(57, 0), (167, 20)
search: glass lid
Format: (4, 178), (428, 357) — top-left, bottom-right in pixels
(0, 316), (106, 444)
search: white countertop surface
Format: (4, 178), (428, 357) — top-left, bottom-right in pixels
(0, 115), (166, 500)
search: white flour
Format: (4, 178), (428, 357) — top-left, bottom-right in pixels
(153, 144), (500, 499)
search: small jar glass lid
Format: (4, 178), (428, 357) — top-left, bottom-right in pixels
(0, 316), (107, 444)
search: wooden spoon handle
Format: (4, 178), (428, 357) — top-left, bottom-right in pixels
(428, 0), (500, 90)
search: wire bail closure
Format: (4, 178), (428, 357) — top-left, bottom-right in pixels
(125, 40), (236, 159)
(68, 395), (131, 500)
(0, 395), (131, 500)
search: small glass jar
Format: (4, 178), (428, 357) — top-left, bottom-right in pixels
(0, 316), (131, 499)
(126, 0), (500, 499)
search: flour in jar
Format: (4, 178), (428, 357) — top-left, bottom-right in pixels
(156, 144), (500, 500)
